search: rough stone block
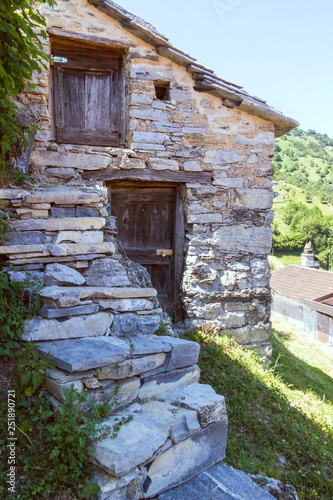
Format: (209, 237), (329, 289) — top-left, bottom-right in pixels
(138, 366), (200, 400)
(23, 312), (113, 342)
(76, 206), (99, 217)
(148, 158), (179, 170)
(5, 231), (46, 245)
(44, 263), (86, 286)
(142, 401), (200, 444)
(156, 383), (226, 427)
(92, 467), (147, 500)
(37, 303), (99, 319)
(45, 377), (84, 402)
(236, 132), (275, 146)
(36, 336), (130, 372)
(91, 406), (169, 477)
(143, 417), (228, 497)
(84, 258), (131, 287)
(158, 336), (200, 371)
(51, 207), (76, 218)
(111, 313), (160, 336)
(97, 353), (166, 380)
(132, 131), (168, 144)
(85, 377), (140, 410)
(183, 160), (201, 171)
(212, 225), (272, 255)
(234, 188), (274, 210)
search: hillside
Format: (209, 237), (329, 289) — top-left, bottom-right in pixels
(274, 128), (333, 203)
(272, 129), (333, 269)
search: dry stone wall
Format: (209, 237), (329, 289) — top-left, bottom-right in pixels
(0, 187), (228, 499)
(15, 0), (276, 349)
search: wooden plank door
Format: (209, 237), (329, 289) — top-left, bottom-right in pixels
(110, 184), (184, 320)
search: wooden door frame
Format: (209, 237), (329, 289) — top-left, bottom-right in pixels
(107, 181), (185, 322)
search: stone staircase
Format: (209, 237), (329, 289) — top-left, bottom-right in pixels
(0, 186), (228, 499)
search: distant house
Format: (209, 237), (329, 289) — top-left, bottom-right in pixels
(271, 265), (333, 344)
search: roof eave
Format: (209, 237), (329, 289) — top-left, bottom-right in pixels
(88, 0), (299, 137)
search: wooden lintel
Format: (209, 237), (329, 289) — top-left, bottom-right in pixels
(82, 169), (212, 184)
(48, 28), (131, 51)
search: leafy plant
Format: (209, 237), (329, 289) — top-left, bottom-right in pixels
(0, 0), (55, 182)
(0, 272), (42, 357)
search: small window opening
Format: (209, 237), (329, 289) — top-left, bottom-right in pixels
(154, 82), (170, 101)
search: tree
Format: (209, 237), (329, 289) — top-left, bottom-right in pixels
(0, 0), (55, 173)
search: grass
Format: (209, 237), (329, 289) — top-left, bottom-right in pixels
(185, 319), (333, 500)
(273, 250), (301, 266)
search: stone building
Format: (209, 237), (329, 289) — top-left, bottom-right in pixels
(0, 1), (300, 497)
(14, 0), (298, 350)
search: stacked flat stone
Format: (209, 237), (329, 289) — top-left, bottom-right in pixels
(0, 186), (228, 499)
(37, 334), (227, 499)
(0, 187), (162, 338)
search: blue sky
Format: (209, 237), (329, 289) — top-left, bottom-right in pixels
(118, 0), (333, 137)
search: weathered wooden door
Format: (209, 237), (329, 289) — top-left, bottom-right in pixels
(110, 183), (184, 320)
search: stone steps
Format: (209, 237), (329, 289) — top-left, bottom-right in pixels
(38, 332), (227, 499)
(0, 186), (229, 499)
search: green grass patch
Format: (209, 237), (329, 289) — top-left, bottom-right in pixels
(273, 251), (301, 266)
(185, 320), (333, 499)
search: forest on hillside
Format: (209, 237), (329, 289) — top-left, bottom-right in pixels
(272, 128), (333, 268)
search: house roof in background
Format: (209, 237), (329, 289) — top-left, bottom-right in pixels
(87, 0), (299, 137)
(271, 265), (333, 302)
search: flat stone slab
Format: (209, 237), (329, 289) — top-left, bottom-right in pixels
(121, 335), (172, 357)
(158, 336), (200, 371)
(138, 366), (200, 400)
(37, 303), (99, 319)
(39, 286), (157, 303)
(22, 312), (113, 341)
(91, 405), (169, 477)
(144, 417), (228, 498)
(25, 189), (101, 205)
(0, 242), (115, 257)
(36, 336), (130, 372)
(10, 217), (105, 232)
(156, 383), (227, 427)
(157, 463), (275, 500)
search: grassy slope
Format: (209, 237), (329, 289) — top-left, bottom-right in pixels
(272, 129), (333, 267)
(185, 320), (333, 500)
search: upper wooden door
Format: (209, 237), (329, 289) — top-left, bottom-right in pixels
(52, 42), (124, 146)
(110, 183), (184, 320)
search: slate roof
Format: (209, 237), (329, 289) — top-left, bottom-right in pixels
(88, 0), (299, 137)
(270, 265), (333, 301)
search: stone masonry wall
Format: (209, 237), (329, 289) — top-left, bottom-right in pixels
(15, 0), (275, 348)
